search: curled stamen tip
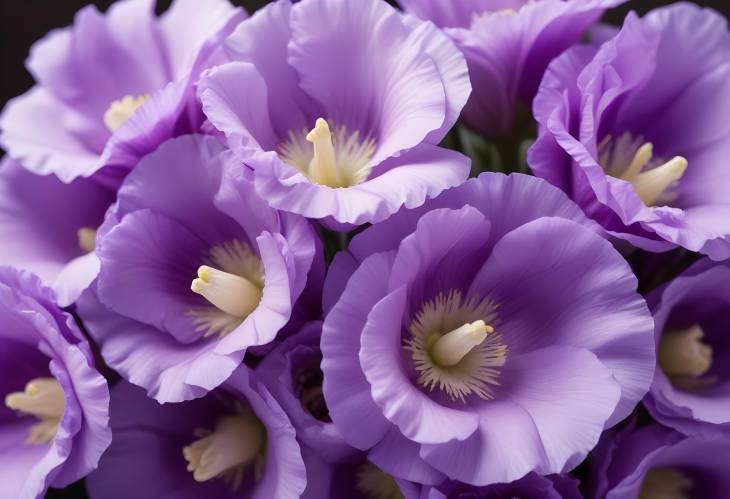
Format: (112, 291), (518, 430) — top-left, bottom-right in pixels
(306, 118), (331, 142)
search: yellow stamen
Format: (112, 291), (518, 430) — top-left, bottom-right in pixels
(356, 463), (404, 499)
(191, 266), (262, 318)
(183, 411), (266, 491)
(639, 468), (693, 499)
(103, 95), (149, 132)
(658, 325), (713, 390)
(77, 227), (97, 253)
(5, 377), (65, 445)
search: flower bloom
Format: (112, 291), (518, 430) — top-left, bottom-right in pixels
(257, 321), (353, 462)
(77, 134), (321, 403)
(198, 0), (471, 229)
(86, 368), (306, 499)
(0, 0), (245, 186)
(0, 267), (110, 498)
(0, 158), (114, 306)
(529, 4), (730, 258)
(399, 0), (622, 137)
(644, 258), (730, 435)
(426, 473), (581, 499)
(590, 422), (730, 498)
(321, 173), (655, 486)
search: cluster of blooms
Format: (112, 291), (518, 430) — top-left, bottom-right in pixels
(1, 0), (729, 497)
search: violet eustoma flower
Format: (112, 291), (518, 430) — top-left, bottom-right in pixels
(77, 134), (321, 403)
(590, 422), (730, 499)
(86, 368), (306, 499)
(198, 0), (471, 229)
(0, 0), (245, 185)
(321, 173), (655, 486)
(530, 4), (730, 258)
(257, 321), (354, 462)
(0, 267), (110, 499)
(399, 0), (623, 137)
(0, 158), (114, 306)
(426, 473), (581, 499)
(644, 258), (730, 436)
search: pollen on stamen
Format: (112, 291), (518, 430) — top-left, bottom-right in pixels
(77, 227), (97, 253)
(278, 117), (376, 188)
(5, 377), (65, 445)
(187, 240), (265, 339)
(404, 290), (507, 403)
(598, 132), (688, 206)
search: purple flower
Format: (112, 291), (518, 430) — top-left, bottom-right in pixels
(590, 421), (730, 499)
(426, 473), (581, 499)
(76, 134), (321, 403)
(198, 0), (471, 229)
(0, 267), (110, 498)
(644, 258), (730, 436)
(257, 321), (354, 462)
(529, 4), (730, 258)
(0, 158), (115, 306)
(0, 0), (245, 185)
(300, 449), (424, 499)
(399, 0), (622, 137)
(86, 367), (306, 499)
(321, 172), (655, 486)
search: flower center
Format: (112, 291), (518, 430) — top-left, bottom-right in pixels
(599, 132), (688, 206)
(405, 290), (506, 402)
(658, 325), (714, 391)
(183, 408), (266, 491)
(103, 95), (149, 132)
(278, 118), (376, 188)
(293, 361), (330, 423)
(188, 240), (264, 338)
(356, 463), (404, 499)
(5, 377), (65, 445)
(639, 468), (693, 499)
(77, 227), (97, 253)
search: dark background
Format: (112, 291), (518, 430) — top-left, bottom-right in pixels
(0, 0), (727, 497)
(1, 0), (729, 113)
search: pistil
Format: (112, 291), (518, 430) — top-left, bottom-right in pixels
(639, 468), (693, 499)
(306, 118), (343, 187)
(183, 411), (266, 491)
(191, 266), (262, 318)
(77, 227), (97, 253)
(658, 325), (713, 390)
(5, 377), (65, 445)
(430, 320), (493, 367)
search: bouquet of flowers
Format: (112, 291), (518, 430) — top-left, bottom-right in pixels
(1, 0), (728, 497)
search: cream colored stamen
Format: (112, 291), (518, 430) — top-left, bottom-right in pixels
(183, 411), (266, 491)
(77, 227), (97, 253)
(639, 468), (693, 499)
(356, 463), (404, 499)
(431, 320), (493, 367)
(278, 117), (376, 188)
(191, 266), (261, 317)
(658, 325), (713, 390)
(599, 133), (688, 206)
(103, 95), (149, 132)
(5, 377), (65, 445)
(405, 290), (507, 402)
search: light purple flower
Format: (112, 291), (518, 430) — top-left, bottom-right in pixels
(0, 267), (110, 499)
(399, 0), (622, 137)
(86, 367), (306, 499)
(321, 172), (655, 486)
(76, 134), (321, 403)
(0, 157), (114, 306)
(590, 421), (730, 499)
(257, 321), (354, 462)
(198, 0), (471, 229)
(529, 4), (730, 259)
(426, 473), (581, 499)
(0, 0), (245, 186)
(644, 258), (730, 436)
